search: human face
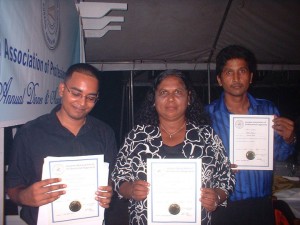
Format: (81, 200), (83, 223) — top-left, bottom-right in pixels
(217, 58), (253, 97)
(155, 75), (189, 122)
(59, 71), (99, 121)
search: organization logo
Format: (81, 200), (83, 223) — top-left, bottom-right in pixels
(235, 119), (244, 129)
(42, 0), (60, 50)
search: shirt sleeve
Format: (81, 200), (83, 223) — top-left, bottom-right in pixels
(111, 131), (134, 198)
(274, 132), (295, 161)
(210, 127), (236, 200)
(5, 126), (34, 189)
(268, 105), (295, 161)
(103, 127), (119, 176)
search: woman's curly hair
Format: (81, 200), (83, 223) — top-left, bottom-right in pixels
(135, 69), (211, 126)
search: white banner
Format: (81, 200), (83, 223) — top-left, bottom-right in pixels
(0, 0), (80, 127)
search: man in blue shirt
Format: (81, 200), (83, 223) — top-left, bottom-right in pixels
(206, 45), (295, 225)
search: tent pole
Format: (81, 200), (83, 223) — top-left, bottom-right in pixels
(119, 81), (126, 144)
(206, 0), (232, 103)
(207, 63), (211, 104)
(129, 71), (134, 129)
(207, 0), (233, 62)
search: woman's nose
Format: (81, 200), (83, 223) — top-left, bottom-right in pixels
(167, 92), (175, 101)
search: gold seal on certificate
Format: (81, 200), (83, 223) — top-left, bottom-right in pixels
(169, 203), (180, 215)
(246, 151), (255, 160)
(69, 201), (81, 212)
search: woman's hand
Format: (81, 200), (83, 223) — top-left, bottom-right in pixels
(120, 180), (150, 201)
(131, 180), (149, 201)
(200, 188), (219, 212)
(200, 188), (227, 212)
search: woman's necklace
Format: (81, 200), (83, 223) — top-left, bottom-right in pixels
(160, 122), (186, 139)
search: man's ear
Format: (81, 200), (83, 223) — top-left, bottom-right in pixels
(58, 82), (64, 97)
(217, 75), (222, 86)
(250, 73), (253, 84)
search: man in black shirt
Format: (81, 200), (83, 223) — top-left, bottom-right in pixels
(5, 63), (118, 225)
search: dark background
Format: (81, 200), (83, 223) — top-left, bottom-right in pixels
(91, 70), (300, 151)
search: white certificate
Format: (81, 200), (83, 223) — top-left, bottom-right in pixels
(37, 155), (109, 225)
(229, 115), (274, 170)
(147, 158), (201, 225)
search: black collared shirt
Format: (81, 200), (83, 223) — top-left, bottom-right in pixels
(5, 105), (118, 225)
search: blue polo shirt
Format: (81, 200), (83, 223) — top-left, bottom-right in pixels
(205, 92), (294, 201)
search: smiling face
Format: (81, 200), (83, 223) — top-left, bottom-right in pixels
(154, 75), (189, 122)
(58, 71), (99, 121)
(217, 58), (253, 98)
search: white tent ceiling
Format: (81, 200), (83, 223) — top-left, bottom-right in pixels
(79, 0), (300, 71)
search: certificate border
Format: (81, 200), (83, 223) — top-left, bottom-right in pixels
(48, 157), (100, 223)
(230, 115), (274, 170)
(148, 158), (202, 224)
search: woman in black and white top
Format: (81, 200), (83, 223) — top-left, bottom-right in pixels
(111, 69), (235, 225)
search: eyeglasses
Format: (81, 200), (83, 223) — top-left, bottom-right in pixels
(64, 83), (98, 103)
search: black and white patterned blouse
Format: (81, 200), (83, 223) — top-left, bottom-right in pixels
(112, 123), (235, 225)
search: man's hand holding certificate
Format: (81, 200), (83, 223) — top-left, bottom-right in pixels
(37, 155), (109, 225)
(229, 115), (274, 170)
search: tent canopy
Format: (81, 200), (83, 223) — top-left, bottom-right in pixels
(80, 0), (300, 71)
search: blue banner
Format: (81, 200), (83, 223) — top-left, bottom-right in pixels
(0, 0), (80, 127)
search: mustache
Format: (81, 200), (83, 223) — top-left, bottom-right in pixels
(230, 83), (244, 88)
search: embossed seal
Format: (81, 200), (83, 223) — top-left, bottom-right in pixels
(69, 200), (81, 212)
(246, 151), (255, 160)
(169, 203), (180, 215)
(235, 120), (244, 129)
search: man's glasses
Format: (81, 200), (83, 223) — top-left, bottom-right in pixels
(64, 83), (98, 104)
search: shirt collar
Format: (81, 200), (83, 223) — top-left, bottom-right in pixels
(50, 104), (93, 136)
(217, 92), (259, 114)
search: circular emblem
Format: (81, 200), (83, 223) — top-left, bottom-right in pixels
(169, 203), (180, 215)
(69, 201), (81, 212)
(235, 120), (244, 129)
(42, 0), (60, 49)
(246, 151), (256, 160)
(52, 164), (65, 175)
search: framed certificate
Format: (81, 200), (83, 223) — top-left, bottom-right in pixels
(229, 115), (274, 170)
(147, 158), (202, 225)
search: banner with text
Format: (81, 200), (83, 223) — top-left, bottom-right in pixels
(0, 0), (80, 127)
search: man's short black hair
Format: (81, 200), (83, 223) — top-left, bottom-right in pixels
(216, 45), (257, 76)
(64, 63), (99, 83)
